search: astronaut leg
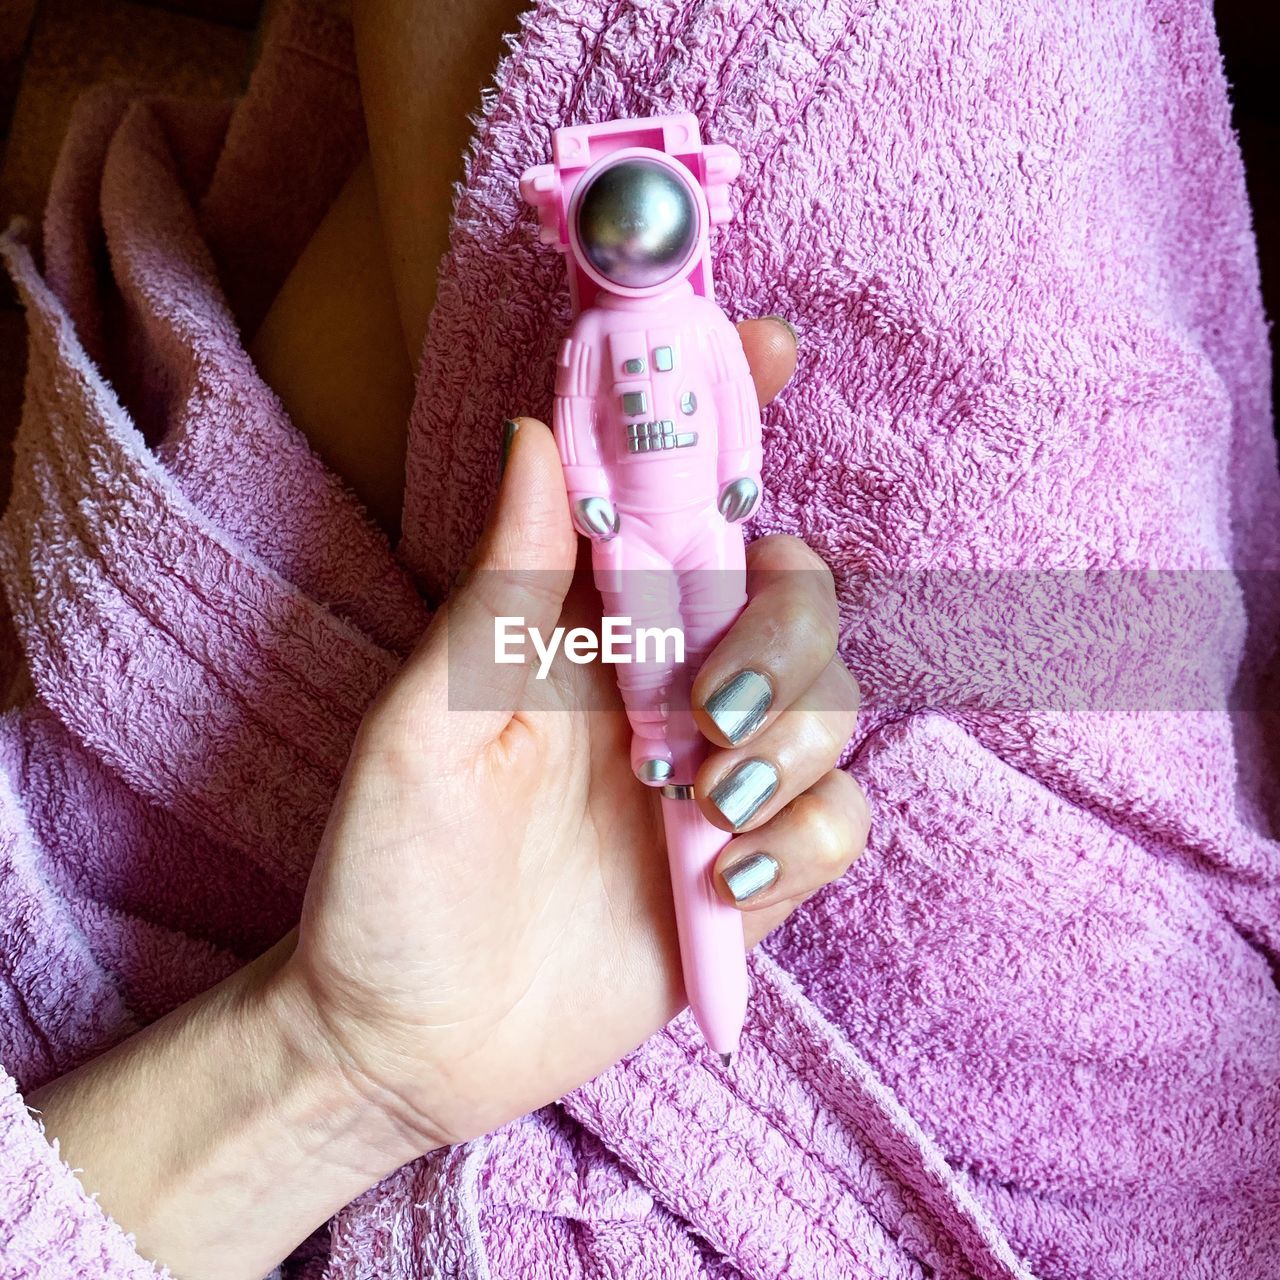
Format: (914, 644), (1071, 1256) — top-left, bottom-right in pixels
(593, 517), (683, 784)
(676, 507), (748, 689)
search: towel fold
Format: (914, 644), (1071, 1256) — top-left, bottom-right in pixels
(1, 0), (1278, 1276)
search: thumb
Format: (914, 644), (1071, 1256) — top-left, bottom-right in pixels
(396, 418), (578, 745)
(473, 414), (577, 576)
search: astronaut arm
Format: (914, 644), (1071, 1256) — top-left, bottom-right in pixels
(708, 314), (763, 522)
(553, 323), (617, 540)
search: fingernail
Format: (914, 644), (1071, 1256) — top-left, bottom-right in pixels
(709, 758), (779, 829)
(499, 418), (519, 477)
(721, 852), (780, 903)
(763, 314), (798, 346)
(704, 669), (772, 744)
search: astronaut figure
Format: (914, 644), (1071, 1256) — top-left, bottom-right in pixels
(522, 116), (763, 786)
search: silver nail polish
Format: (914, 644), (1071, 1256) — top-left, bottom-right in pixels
(499, 418), (519, 477)
(721, 852), (780, 903)
(709, 758), (779, 829)
(704, 669), (772, 744)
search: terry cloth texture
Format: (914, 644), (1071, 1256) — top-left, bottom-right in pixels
(1, 1), (1279, 1277)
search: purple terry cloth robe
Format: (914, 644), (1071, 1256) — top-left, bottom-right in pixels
(2, 0), (1280, 1276)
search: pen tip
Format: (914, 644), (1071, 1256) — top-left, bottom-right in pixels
(719, 1052), (732, 1069)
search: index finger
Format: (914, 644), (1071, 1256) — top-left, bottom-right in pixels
(690, 535), (842, 748)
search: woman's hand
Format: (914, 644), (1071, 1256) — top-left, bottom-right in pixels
(281, 320), (869, 1154)
(29, 320), (866, 1280)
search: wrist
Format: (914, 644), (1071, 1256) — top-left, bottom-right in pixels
(26, 933), (437, 1279)
(250, 933), (444, 1178)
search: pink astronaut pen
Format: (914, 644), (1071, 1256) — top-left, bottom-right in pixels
(521, 115), (763, 1062)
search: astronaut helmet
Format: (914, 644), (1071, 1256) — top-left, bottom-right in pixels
(570, 151), (704, 294)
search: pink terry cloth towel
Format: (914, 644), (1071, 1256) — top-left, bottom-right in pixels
(2, 1), (1280, 1277)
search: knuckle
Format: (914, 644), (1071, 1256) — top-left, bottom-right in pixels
(747, 534), (812, 579)
(809, 576), (841, 647)
(765, 586), (837, 659)
(803, 543), (836, 586)
(782, 535), (836, 588)
(791, 789), (854, 879)
(745, 532), (794, 566)
(790, 590), (841, 664)
(812, 613), (841, 665)
(841, 771), (872, 842)
(745, 536), (837, 605)
(835, 661), (862, 720)
(826, 769), (871, 851)
(820, 716), (852, 769)
(809, 695), (854, 767)
(775, 591), (817, 641)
